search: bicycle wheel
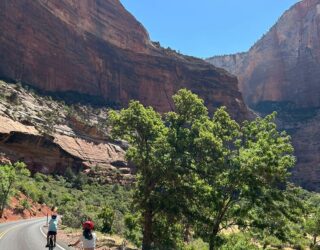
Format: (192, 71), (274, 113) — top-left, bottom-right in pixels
(49, 237), (54, 250)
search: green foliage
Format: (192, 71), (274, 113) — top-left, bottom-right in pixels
(0, 162), (30, 218)
(152, 216), (186, 250)
(167, 105), (295, 249)
(72, 172), (89, 190)
(16, 171), (133, 237)
(98, 206), (115, 233)
(184, 239), (209, 250)
(109, 100), (167, 249)
(124, 213), (142, 247)
(2, 88), (311, 249)
(61, 201), (88, 228)
(305, 208), (320, 246)
(109, 89), (297, 250)
(220, 233), (258, 250)
(20, 199), (31, 210)
(64, 167), (76, 182)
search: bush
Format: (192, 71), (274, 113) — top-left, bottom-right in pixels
(62, 211), (82, 228)
(220, 233), (259, 250)
(124, 213), (142, 247)
(184, 239), (208, 250)
(20, 199), (31, 210)
(98, 206), (115, 233)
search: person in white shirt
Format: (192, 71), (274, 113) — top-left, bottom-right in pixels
(69, 220), (97, 250)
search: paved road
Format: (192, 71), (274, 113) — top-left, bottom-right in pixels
(0, 218), (72, 250)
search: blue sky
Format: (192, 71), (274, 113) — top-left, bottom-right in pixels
(120, 0), (299, 58)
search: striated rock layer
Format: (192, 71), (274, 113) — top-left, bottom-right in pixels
(207, 0), (320, 190)
(0, 0), (247, 120)
(0, 80), (135, 184)
(0, 116), (134, 185)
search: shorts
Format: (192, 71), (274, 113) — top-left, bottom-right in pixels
(48, 231), (57, 236)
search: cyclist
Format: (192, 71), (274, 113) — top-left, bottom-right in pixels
(69, 220), (97, 250)
(46, 214), (58, 247)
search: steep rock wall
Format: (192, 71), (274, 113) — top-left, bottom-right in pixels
(0, 0), (247, 120)
(207, 0), (320, 190)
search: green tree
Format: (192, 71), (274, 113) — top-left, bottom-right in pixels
(0, 162), (30, 218)
(108, 101), (166, 250)
(157, 91), (296, 249)
(189, 109), (295, 250)
(305, 209), (320, 246)
(108, 89), (296, 249)
(151, 89), (210, 248)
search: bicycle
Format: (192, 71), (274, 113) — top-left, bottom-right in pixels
(48, 234), (55, 250)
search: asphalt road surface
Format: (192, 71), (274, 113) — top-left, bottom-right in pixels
(0, 218), (72, 250)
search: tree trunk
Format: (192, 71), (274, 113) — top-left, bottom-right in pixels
(314, 235), (317, 246)
(184, 224), (191, 243)
(0, 182), (13, 218)
(209, 226), (219, 250)
(142, 208), (153, 250)
(0, 194), (8, 218)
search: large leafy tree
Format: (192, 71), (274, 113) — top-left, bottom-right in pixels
(0, 162), (30, 218)
(108, 101), (166, 250)
(152, 89), (210, 248)
(189, 109), (296, 249)
(109, 89), (296, 249)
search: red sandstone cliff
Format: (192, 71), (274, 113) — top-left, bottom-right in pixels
(0, 0), (247, 120)
(207, 0), (320, 190)
(207, 0), (320, 108)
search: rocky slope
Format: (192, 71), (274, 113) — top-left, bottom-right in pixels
(0, 80), (133, 185)
(207, 0), (320, 190)
(0, 192), (51, 223)
(0, 0), (247, 120)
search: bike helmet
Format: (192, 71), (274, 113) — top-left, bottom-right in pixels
(51, 214), (57, 219)
(82, 220), (94, 230)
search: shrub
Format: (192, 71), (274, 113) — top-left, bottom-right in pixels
(124, 213), (142, 247)
(220, 233), (259, 250)
(20, 199), (31, 210)
(98, 206), (115, 233)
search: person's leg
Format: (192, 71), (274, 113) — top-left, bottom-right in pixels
(53, 234), (56, 245)
(46, 233), (49, 246)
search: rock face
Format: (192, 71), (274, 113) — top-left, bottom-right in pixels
(0, 0), (247, 120)
(207, 0), (320, 108)
(0, 192), (51, 223)
(0, 80), (134, 184)
(207, 0), (320, 190)
(0, 115), (133, 184)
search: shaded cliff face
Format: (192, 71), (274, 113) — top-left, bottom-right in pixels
(207, 0), (320, 190)
(0, 0), (247, 120)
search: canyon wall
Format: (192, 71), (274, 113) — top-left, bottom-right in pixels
(207, 0), (320, 190)
(0, 0), (247, 120)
